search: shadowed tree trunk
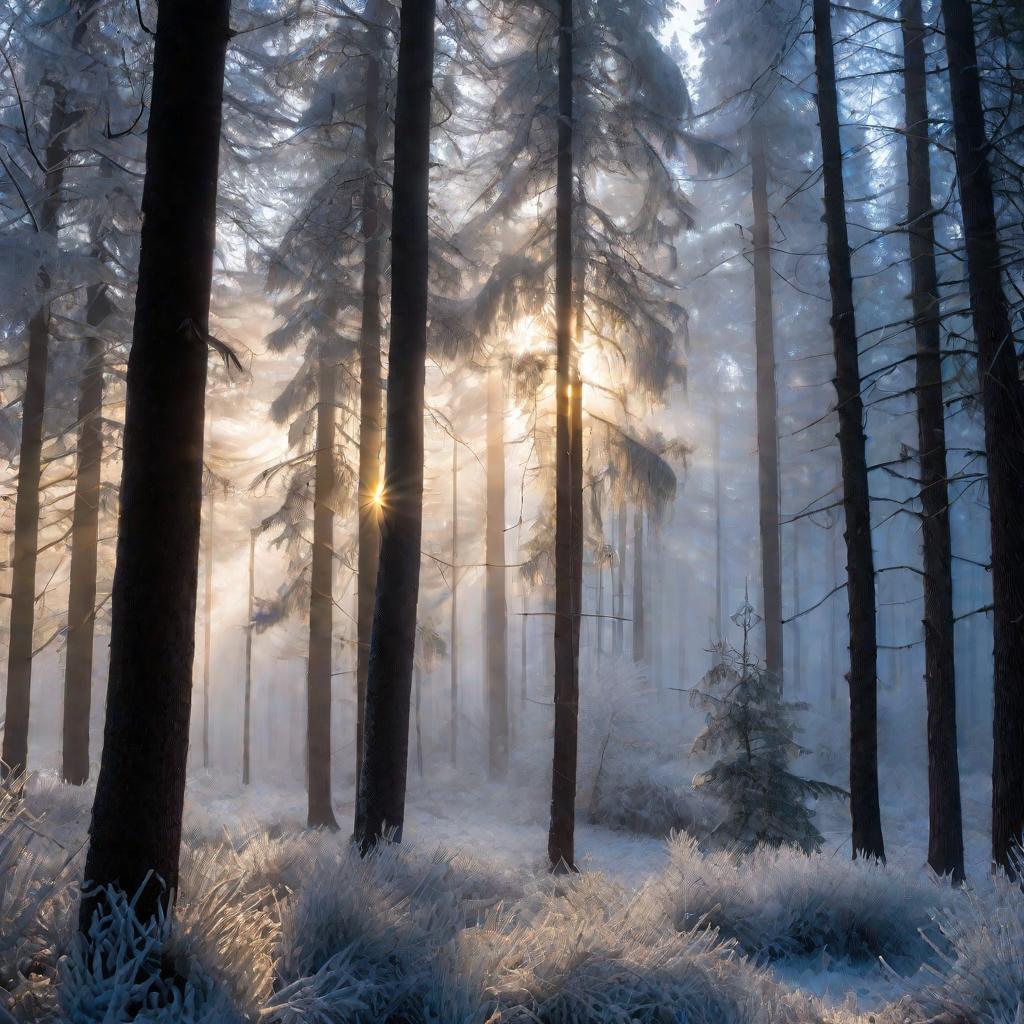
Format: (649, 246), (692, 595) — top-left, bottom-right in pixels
(750, 119), (784, 682)
(812, 0), (884, 862)
(307, 350), (339, 829)
(632, 506), (645, 663)
(80, 0), (229, 930)
(940, 0), (1024, 876)
(486, 363), (509, 777)
(61, 280), (110, 785)
(549, 0), (580, 872)
(902, 0), (964, 882)
(354, 0), (435, 851)
(243, 529), (255, 786)
(356, 0), (384, 798)
(200, 489), (214, 770)
(2, 79), (83, 778)
(449, 434), (459, 767)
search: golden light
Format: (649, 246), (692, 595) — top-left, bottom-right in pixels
(372, 481), (385, 508)
(566, 383), (573, 399)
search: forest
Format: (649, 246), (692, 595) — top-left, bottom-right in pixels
(0, 0), (1022, 1019)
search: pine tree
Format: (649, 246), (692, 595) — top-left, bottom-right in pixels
(691, 597), (847, 853)
(81, 0), (230, 929)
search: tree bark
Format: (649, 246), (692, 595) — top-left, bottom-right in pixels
(356, 0), (384, 800)
(750, 120), (784, 682)
(940, 0), (1024, 877)
(813, 0), (884, 861)
(200, 489), (214, 770)
(2, 84), (81, 778)
(307, 350), (339, 829)
(449, 435), (459, 767)
(548, 0), (579, 872)
(354, 0), (435, 851)
(632, 506), (645, 663)
(80, 0), (229, 930)
(902, 0), (964, 882)
(243, 529), (255, 786)
(614, 502), (625, 654)
(486, 363), (509, 777)
(61, 281), (109, 785)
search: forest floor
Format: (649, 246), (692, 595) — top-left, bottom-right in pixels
(8, 762), (1009, 1023)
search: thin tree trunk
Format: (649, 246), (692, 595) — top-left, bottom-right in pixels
(614, 502), (625, 654)
(486, 363), (509, 778)
(632, 506), (645, 663)
(355, 0), (435, 850)
(450, 435), (458, 767)
(712, 382), (723, 647)
(201, 489), (214, 770)
(549, 0), (579, 872)
(80, 0), (229, 930)
(941, 0), (1024, 877)
(812, 0), (885, 861)
(307, 350), (339, 829)
(2, 86), (81, 778)
(61, 282), (109, 785)
(750, 119), (784, 681)
(902, 0), (964, 882)
(356, 0), (384, 799)
(243, 528), (255, 786)
(414, 662), (424, 778)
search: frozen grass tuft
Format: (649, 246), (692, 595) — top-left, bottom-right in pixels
(656, 832), (951, 965)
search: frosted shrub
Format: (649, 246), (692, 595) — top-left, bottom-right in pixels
(58, 885), (245, 1024)
(898, 874), (1024, 1023)
(658, 833), (950, 964)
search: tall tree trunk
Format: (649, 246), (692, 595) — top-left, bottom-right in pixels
(307, 350), (339, 829)
(242, 529), (255, 786)
(902, 0), (964, 882)
(614, 502), (625, 653)
(61, 281), (109, 784)
(941, 0), (1024, 877)
(632, 506), (645, 663)
(750, 120), (784, 681)
(356, 1), (384, 798)
(549, 0), (579, 872)
(2, 85), (81, 778)
(449, 434), (458, 767)
(80, 0), (229, 930)
(486, 363), (509, 778)
(812, 0), (885, 861)
(712, 383), (723, 647)
(354, 0), (435, 851)
(200, 489), (214, 770)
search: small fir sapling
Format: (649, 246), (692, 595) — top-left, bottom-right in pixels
(689, 595), (847, 852)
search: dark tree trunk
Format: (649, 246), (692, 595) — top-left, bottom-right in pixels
(61, 281), (110, 785)
(243, 529), (255, 786)
(307, 351), (339, 829)
(632, 506), (645, 663)
(548, 0), (579, 872)
(354, 0), (435, 851)
(812, 0), (884, 862)
(941, 0), (1024, 877)
(356, 2), (384, 798)
(449, 435), (458, 767)
(200, 489), (214, 770)
(80, 0), (229, 930)
(750, 120), (784, 682)
(902, 0), (964, 882)
(2, 85), (80, 778)
(486, 364), (509, 777)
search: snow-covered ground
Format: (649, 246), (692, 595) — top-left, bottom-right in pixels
(5, 765), (1016, 1023)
